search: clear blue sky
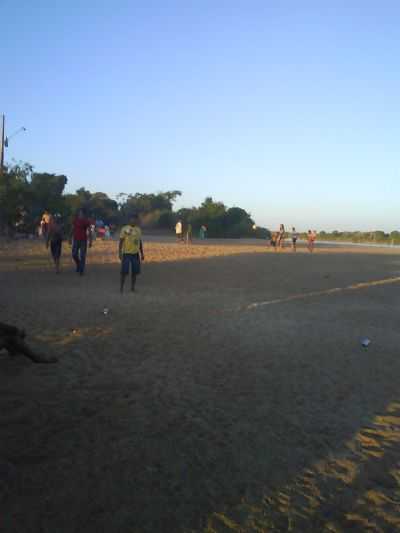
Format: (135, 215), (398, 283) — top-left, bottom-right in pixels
(3, 1), (400, 231)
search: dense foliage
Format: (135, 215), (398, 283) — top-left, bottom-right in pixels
(0, 163), (269, 238)
(176, 197), (269, 238)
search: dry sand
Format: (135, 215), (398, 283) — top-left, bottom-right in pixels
(1, 238), (400, 532)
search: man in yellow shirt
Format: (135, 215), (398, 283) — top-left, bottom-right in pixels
(119, 214), (144, 293)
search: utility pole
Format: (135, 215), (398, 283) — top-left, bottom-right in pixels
(0, 117), (27, 178)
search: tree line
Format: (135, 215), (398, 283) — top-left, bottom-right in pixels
(317, 230), (400, 245)
(0, 162), (270, 239)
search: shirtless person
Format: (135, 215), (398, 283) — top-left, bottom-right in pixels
(40, 210), (51, 241)
(277, 224), (285, 249)
(46, 214), (64, 273)
(307, 230), (315, 253)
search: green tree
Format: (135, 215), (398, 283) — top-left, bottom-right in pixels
(0, 163), (31, 234)
(224, 207), (254, 237)
(119, 191), (181, 226)
(27, 172), (68, 222)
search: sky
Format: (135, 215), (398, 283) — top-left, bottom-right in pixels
(2, 0), (400, 231)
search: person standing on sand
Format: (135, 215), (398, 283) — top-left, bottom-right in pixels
(291, 227), (298, 252)
(199, 224), (208, 239)
(186, 223), (193, 244)
(277, 224), (285, 249)
(119, 214), (144, 293)
(307, 230), (315, 253)
(46, 214), (64, 273)
(71, 208), (92, 275)
(175, 220), (183, 242)
(270, 233), (277, 250)
(312, 230), (317, 251)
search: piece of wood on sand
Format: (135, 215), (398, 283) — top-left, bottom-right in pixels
(0, 322), (57, 363)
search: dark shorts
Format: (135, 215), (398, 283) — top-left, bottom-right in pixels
(121, 253), (141, 275)
(50, 239), (62, 259)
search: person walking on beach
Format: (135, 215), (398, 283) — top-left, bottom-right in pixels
(71, 208), (92, 275)
(277, 224), (285, 249)
(199, 224), (207, 240)
(175, 220), (183, 242)
(312, 230), (317, 251)
(270, 233), (277, 251)
(119, 214), (144, 294)
(186, 223), (193, 244)
(307, 230), (315, 253)
(291, 227), (298, 252)
(46, 214), (64, 273)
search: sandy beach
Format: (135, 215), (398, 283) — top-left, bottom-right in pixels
(1, 238), (400, 532)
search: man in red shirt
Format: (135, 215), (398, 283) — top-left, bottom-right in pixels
(72, 209), (92, 275)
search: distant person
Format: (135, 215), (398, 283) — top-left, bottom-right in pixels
(201, 225), (208, 239)
(46, 214), (64, 273)
(104, 225), (111, 240)
(312, 230), (317, 251)
(119, 214), (144, 294)
(72, 208), (92, 275)
(277, 224), (285, 249)
(40, 210), (51, 240)
(270, 233), (277, 251)
(307, 230), (315, 253)
(291, 227), (298, 252)
(186, 223), (193, 244)
(90, 224), (96, 241)
(175, 220), (183, 242)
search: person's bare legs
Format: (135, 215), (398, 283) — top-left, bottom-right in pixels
(131, 273), (137, 292)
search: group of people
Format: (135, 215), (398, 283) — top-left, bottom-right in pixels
(40, 209), (144, 294)
(270, 225), (317, 253)
(41, 209), (93, 275)
(40, 209), (317, 296)
(175, 220), (207, 243)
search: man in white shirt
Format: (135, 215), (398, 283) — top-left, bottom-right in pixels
(291, 227), (298, 252)
(175, 220), (183, 242)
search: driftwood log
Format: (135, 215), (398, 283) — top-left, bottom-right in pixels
(0, 322), (57, 363)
